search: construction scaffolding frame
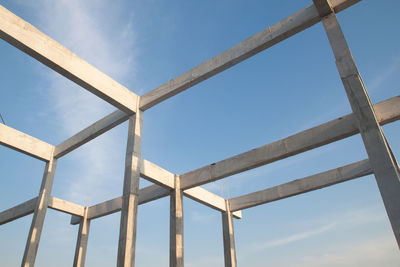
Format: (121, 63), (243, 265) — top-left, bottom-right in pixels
(1, 0), (399, 266)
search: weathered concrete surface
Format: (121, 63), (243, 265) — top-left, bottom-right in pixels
(184, 187), (242, 219)
(229, 159), (372, 211)
(0, 197), (37, 225)
(170, 175), (184, 267)
(0, 5), (138, 114)
(87, 196), (123, 220)
(318, 7), (400, 247)
(73, 207), (90, 267)
(139, 0), (360, 110)
(117, 111), (143, 267)
(222, 200), (237, 267)
(0, 124), (54, 161)
(22, 157), (58, 267)
(55, 110), (129, 158)
(140, 158), (175, 189)
(48, 197), (85, 217)
(180, 95), (400, 190)
(313, 0), (334, 17)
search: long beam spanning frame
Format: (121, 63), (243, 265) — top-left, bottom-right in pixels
(0, 6), (139, 114)
(1, 0), (400, 266)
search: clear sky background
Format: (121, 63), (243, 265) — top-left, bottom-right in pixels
(1, 0), (400, 266)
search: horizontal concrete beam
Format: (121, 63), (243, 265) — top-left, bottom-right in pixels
(71, 181), (243, 224)
(229, 159), (372, 211)
(140, 159), (175, 189)
(55, 110), (129, 158)
(0, 5), (138, 114)
(184, 187), (242, 219)
(139, 0), (360, 110)
(48, 197), (85, 216)
(180, 96), (400, 189)
(0, 124), (54, 161)
(87, 196), (122, 220)
(71, 187), (169, 224)
(139, 160), (241, 217)
(0, 197), (37, 225)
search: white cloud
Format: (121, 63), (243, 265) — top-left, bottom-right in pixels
(251, 205), (387, 251)
(368, 54), (400, 92)
(26, 0), (138, 204)
(295, 236), (400, 267)
(258, 223), (336, 250)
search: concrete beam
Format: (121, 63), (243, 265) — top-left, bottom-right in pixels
(73, 207), (90, 267)
(48, 196), (85, 217)
(69, 182), (242, 225)
(180, 95), (400, 190)
(320, 10), (400, 247)
(229, 159), (372, 211)
(0, 124), (54, 161)
(139, 0), (360, 110)
(87, 196), (123, 220)
(170, 175), (184, 267)
(140, 158), (175, 189)
(138, 184), (171, 204)
(0, 197), (37, 225)
(222, 200), (237, 267)
(184, 187), (242, 219)
(55, 110), (129, 158)
(313, 0), (334, 17)
(71, 186), (171, 225)
(22, 157), (58, 266)
(0, 5), (138, 114)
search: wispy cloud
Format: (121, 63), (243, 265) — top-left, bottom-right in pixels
(249, 205), (387, 252)
(368, 53), (400, 92)
(26, 0), (138, 205)
(295, 236), (399, 267)
(257, 223), (336, 250)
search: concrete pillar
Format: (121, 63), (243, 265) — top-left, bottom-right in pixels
(73, 208), (90, 267)
(22, 156), (58, 267)
(222, 200), (237, 267)
(315, 1), (400, 247)
(170, 175), (184, 267)
(117, 110), (143, 267)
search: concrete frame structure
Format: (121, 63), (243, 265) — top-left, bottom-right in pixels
(0, 0), (399, 266)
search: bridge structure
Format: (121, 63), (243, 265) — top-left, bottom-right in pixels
(0, 0), (399, 266)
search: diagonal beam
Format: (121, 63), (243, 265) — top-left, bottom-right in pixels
(229, 159), (372, 211)
(54, 110), (129, 158)
(0, 197), (38, 225)
(0, 5), (138, 114)
(139, 0), (360, 110)
(180, 95), (400, 190)
(48, 196), (85, 216)
(318, 5), (400, 247)
(0, 124), (54, 161)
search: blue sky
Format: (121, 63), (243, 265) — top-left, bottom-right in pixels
(1, 0), (400, 266)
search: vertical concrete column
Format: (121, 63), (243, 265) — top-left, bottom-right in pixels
(73, 207), (91, 267)
(22, 155), (57, 267)
(170, 175), (184, 267)
(117, 108), (143, 267)
(222, 200), (237, 267)
(315, 0), (400, 247)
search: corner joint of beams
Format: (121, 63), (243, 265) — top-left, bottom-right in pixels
(313, 0), (334, 17)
